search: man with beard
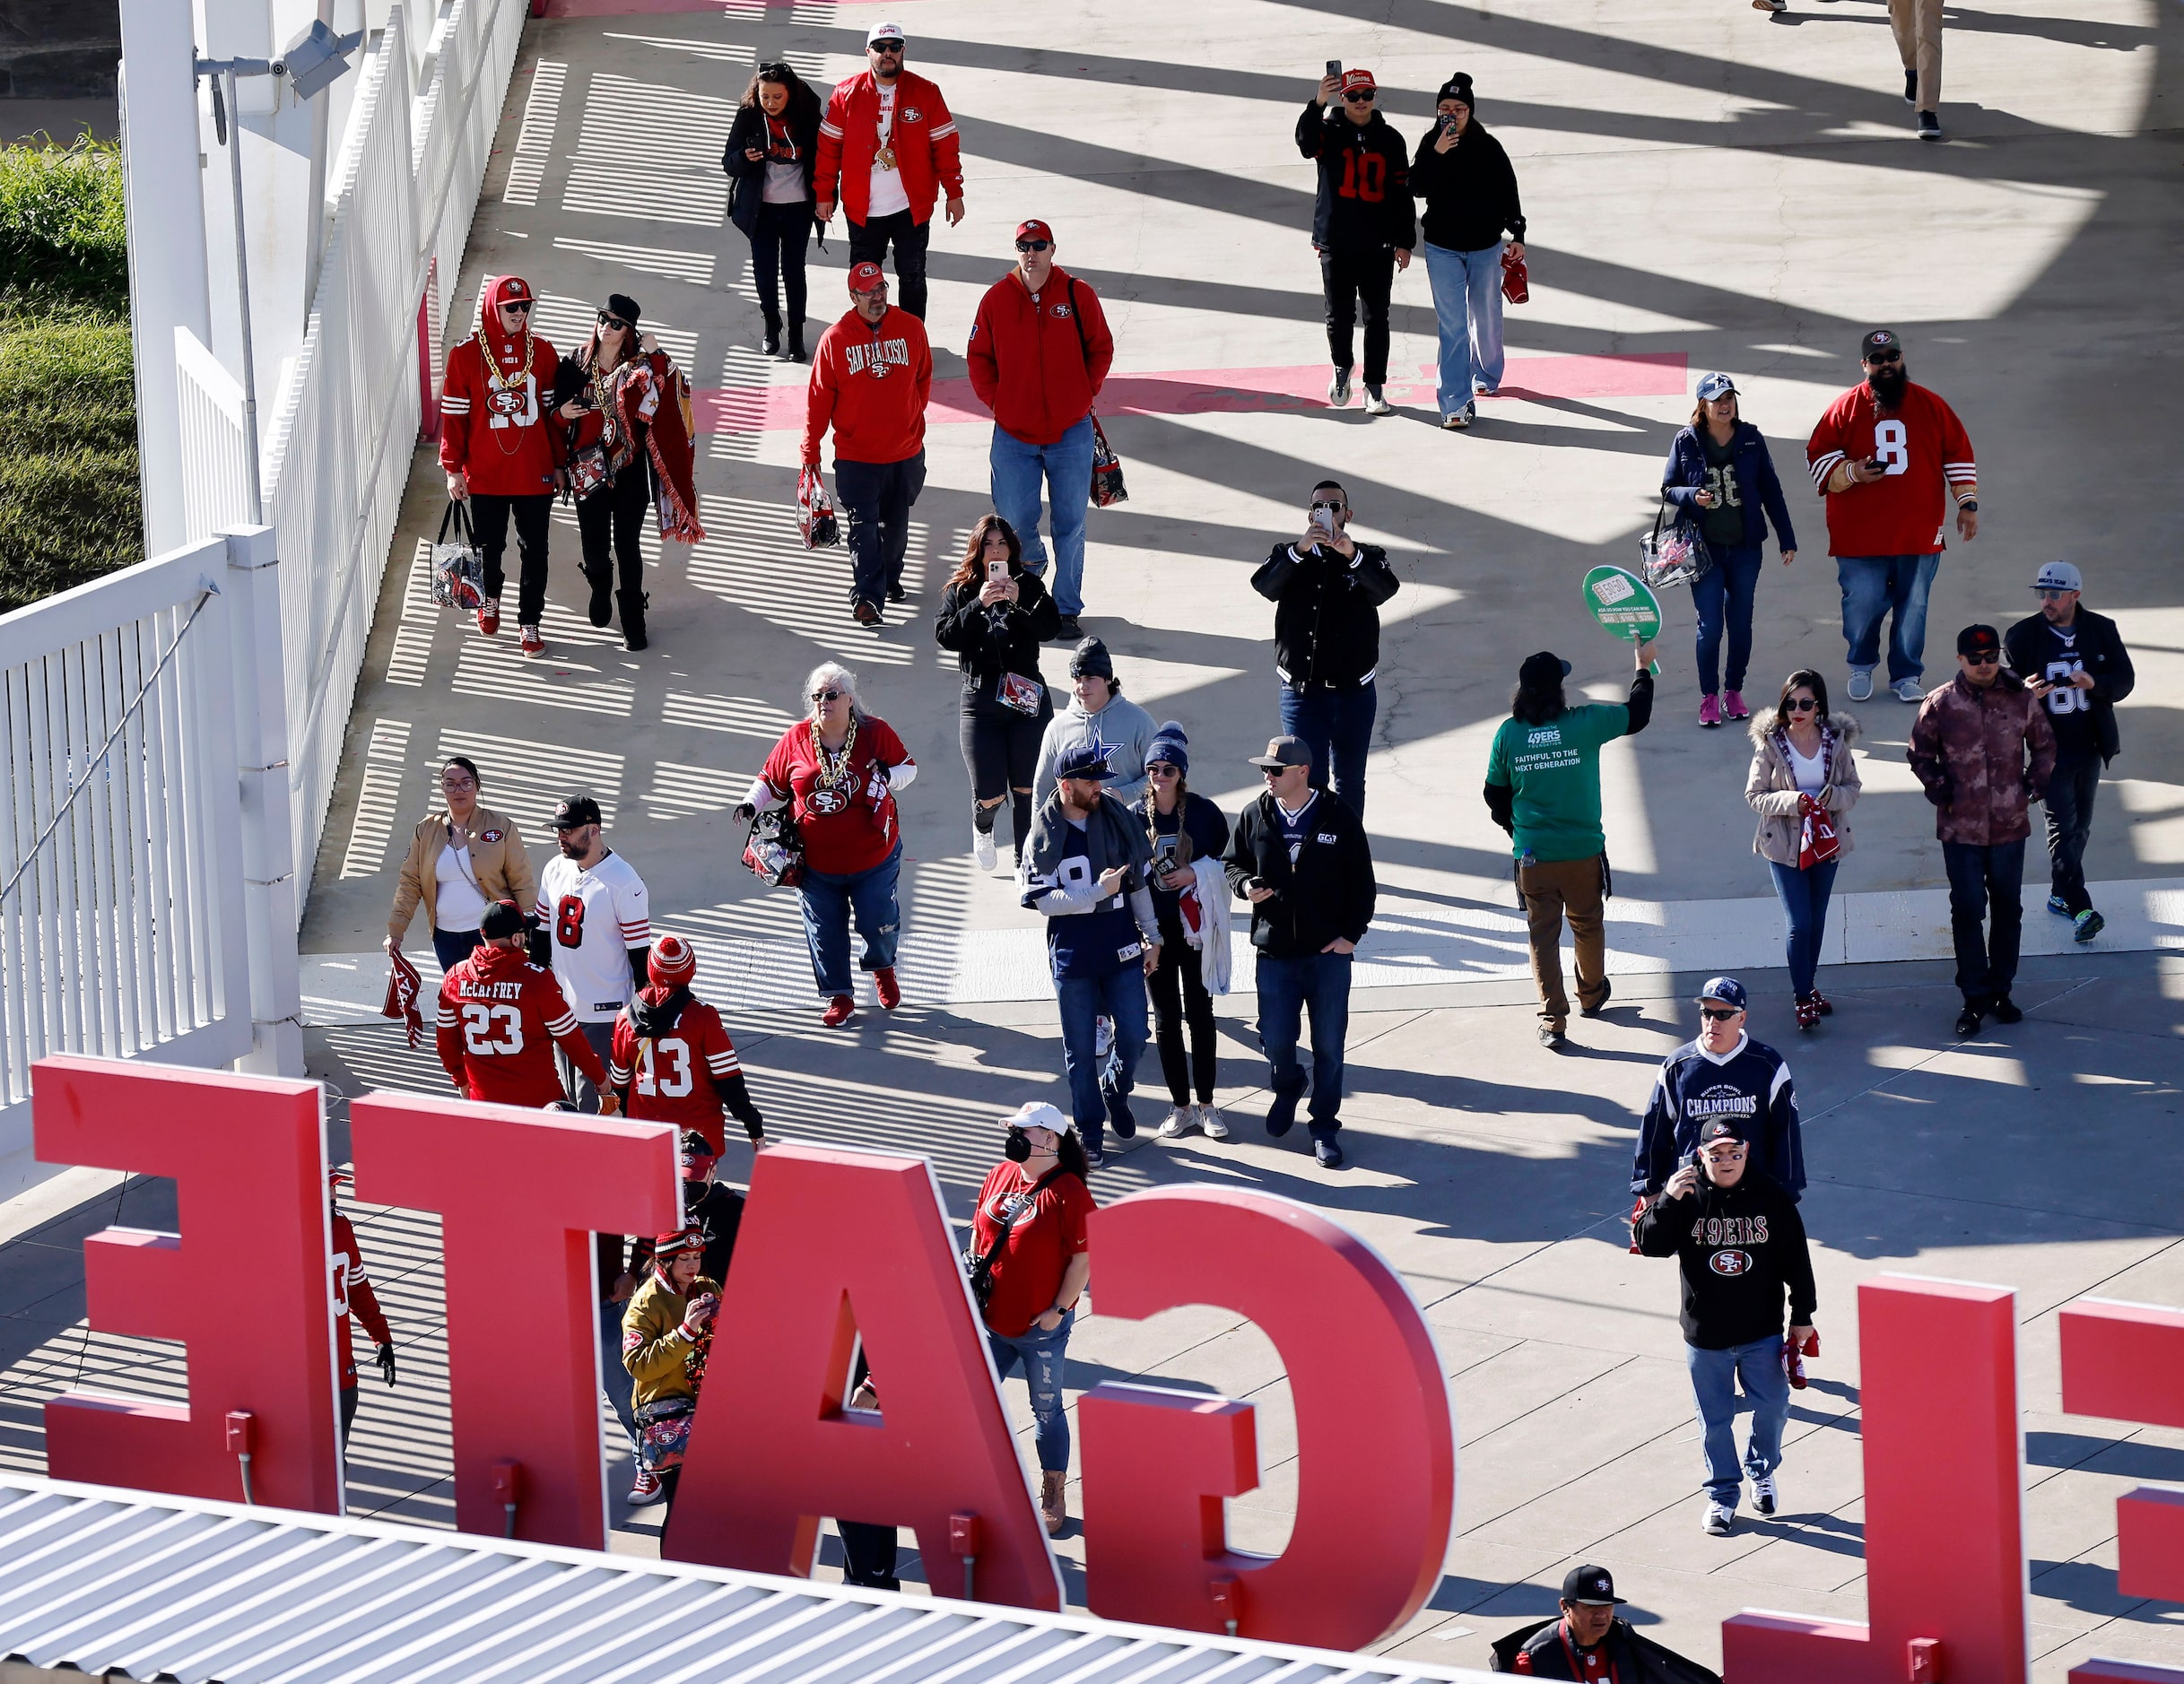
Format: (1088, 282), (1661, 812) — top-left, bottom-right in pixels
(1805, 328), (1979, 706)
(533, 794), (650, 1110)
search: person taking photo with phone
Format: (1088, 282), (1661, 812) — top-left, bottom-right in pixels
(1409, 73), (1525, 430)
(1297, 65), (1413, 415)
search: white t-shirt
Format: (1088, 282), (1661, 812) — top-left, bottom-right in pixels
(433, 839), (489, 933)
(535, 850), (650, 1021)
(1786, 739), (1827, 795)
(865, 82), (910, 219)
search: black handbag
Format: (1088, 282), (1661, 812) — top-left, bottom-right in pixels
(962, 1168), (1064, 1310)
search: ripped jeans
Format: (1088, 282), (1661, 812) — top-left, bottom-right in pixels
(986, 1306), (1075, 1472)
(796, 841), (902, 998)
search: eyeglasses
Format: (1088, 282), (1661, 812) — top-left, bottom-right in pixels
(1699, 1006), (1740, 1021)
(869, 40), (905, 54)
(440, 771), (478, 786)
(1785, 697), (1819, 713)
(1014, 239), (1051, 253)
(1864, 349), (1901, 365)
(811, 688), (843, 702)
(1342, 90), (1375, 102)
(2035, 588), (2072, 601)
(597, 313), (631, 330)
(500, 299), (534, 314)
(1963, 652), (2000, 667)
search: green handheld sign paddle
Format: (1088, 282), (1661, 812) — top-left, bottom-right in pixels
(1581, 564), (1662, 673)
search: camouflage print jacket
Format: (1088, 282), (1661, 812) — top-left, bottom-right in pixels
(1906, 671), (2056, 847)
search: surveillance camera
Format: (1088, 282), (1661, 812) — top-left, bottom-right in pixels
(278, 19), (363, 101)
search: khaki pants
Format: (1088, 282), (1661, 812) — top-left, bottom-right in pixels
(1519, 855), (1608, 1029)
(1889, 0), (1943, 111)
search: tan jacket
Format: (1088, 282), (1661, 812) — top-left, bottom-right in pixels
(387, 805), (537, 943)
(1745, 713), (1863, 867)
(621, 1270), (721, 1411)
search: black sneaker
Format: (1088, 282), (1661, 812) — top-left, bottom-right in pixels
(1105, 1088), (1138, 1140)
(1083, 1141), (1106, 1171)
(1903, 67), (1918, 104)
(1990, 996), (2023, 1025)
(885, 583), (907, 603)
(1265, 1087), (1301, 1139)
(1954, 1002), (1985, 1038)
(1314, 1137), (1345, 1169)
(1917, 109), (1941, 141)
(1051, 613), (1083, 641)
(762, 326), (782, 358)
(1580, 979), (1613, 1019)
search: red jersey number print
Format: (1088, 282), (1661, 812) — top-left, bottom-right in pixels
(555, 894), (586, 948)
(1338, 150), (1388, 203)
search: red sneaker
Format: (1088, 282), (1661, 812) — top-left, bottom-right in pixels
(1809, 989), (1832, 1017)
(477, 598), (500, 638)
(821, 994), (854, 1028)
(874, 967), (901, 1011)
(1796, 995), (1821, 1031)
(519, 624), (544, 658)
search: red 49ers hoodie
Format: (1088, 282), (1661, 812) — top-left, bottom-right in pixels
(966, 265), (1113, 447)
(439, 275), (567, 497)
(802, 303), (933, 468)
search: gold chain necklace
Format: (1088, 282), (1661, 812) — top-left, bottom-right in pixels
(813, 716), (858, 791)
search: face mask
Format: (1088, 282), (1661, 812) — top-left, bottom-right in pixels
(1003, 1127), (1032, 1163)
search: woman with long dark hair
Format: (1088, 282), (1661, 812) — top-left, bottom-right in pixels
(723, 62), (822, 361)
(387, 756), (536, 973)
(1746, 669), (1862, 1029)
(1410, 73), (1525, 430)
(1136, 723), (1231, 1140)
(971, 1099), (1094, 1537)
(935, 513), (1060, 872)
(553, 293), (705, 651)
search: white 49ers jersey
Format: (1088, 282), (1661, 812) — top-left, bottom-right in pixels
(535, 850), (650, 1022)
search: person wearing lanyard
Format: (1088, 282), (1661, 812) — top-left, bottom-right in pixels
(387, 757), (538, 974)
(1744, 671), (1862, 1029)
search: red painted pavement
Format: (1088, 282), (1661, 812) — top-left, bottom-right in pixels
(693, 352), (1686, 436)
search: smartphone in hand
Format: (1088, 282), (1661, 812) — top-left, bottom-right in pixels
(1326, 58), (1342, 76)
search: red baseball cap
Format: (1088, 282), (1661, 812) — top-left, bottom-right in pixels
(1014, 219), (1053, 245)
(848, 261), (888, 294)
(1339, 68), (1377, 95)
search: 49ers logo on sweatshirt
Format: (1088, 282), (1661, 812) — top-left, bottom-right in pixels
(1710, 1250), (1752, 1277)
(845, 335), (915, 379)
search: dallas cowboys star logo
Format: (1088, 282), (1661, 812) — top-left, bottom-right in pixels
(1083, 719), (1118, 773)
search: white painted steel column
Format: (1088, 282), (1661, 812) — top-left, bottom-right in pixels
(116, 0), (213, 556)
(223, 525), (306, 1076)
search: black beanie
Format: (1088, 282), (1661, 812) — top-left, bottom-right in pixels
(1437, 73), (1475, 110)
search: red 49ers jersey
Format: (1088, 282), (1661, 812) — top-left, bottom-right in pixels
(1805, 381), (1975, 559)
(435, 942), (596, 1107)
(331, 1209), (392, 1389)
(609, 996), (744, 1153)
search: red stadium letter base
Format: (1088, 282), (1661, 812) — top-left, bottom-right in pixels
(351, 1092), (678, 1549)
(34, 1056), (343, 1514)
(1077, 1188), (1456, 1650)
(1722, 1276), (2029, 1684)
(664, 1144), (1060, 1610)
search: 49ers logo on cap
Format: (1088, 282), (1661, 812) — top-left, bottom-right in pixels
(1710, 1250), (1753, 1277)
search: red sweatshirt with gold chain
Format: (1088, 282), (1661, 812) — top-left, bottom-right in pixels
(439, 275), (567, 497)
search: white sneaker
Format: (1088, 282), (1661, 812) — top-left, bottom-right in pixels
(972, 825), (997, 872)
(1363, 385), (1394, 416)
(1847, 666), (1875, 702)
(1327, 367), (1353, 408)
(1703, 1501), (1735, 1536)
(1892, 676), (1925, 703)
(1197, 1103), (1231, 1140)
(1157, 1106), (1196, 1138)
(1751, 1471), (1779, 1516)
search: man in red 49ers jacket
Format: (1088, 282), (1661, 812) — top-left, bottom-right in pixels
(813, 21), (964, 321)
(440, 274), (569, 659)
(803, 264), (933, 625)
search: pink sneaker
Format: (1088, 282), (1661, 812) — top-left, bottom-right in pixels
(1723, 690), (1750, 721)
(1698, 693), (1722, 728)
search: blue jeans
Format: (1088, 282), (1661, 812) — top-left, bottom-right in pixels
(1942, 838), (2024, 1005)
(1692, 544), (1764, 696)
(600, 1297), (637, 1454)
(990, 418), (1095, 617)
(1767, 859), (1838, 1000)
(1685, 1336), (1789, 1506)
(1836, 552), (1940, 682)
(986, 1307), (1075, 1472)
(1421, 239), (1505, 417)
(796, 841), (902, 997)
(1278, 682), (1376, 819)
(431, 927), (482, 974)
(1254, 950), (1352, 1138)
(1056, 962), (1147, 1154)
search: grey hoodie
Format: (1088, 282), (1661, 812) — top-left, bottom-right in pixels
(1031, 690), (1159, 810)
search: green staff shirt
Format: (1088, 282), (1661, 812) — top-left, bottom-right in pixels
(1485, 703), (1632, 863)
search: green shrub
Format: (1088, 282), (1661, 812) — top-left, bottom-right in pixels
(0, 134), (129, 312)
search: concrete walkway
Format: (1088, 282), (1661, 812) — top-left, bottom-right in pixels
(9, 0), (2184, 1676)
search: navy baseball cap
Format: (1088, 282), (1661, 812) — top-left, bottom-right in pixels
(1696, 977), (1747, 1010)
(1053, 745), (1118, 784)
(1694, 372), (1737, 403)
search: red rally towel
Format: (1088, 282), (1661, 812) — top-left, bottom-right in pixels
(382, 950), (424, 1048)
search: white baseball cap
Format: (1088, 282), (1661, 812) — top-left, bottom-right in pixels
(1004, 1101), (1070, 1135)
(866, 21), (905, 44)
(2032, 560), (2082, 593)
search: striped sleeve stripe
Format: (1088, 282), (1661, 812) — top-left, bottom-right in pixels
(1943, 464), (1978, 480)
(706, 1053), (741, 1074)
(608, 1060), (631, 1084)
(819, 118), (843, 138)
(440, 398), (472, 412)
(545, 1010), (579, 1037)
(1808, 451), (1844, 489)
(930, 122), (957, 139)
(437, 1006), (457, 1027)
(622, 924), (651, 939)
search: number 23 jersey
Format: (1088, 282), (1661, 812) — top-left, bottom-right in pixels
(535, 850), (650, 1023)
(435, 941), (595, 1107)
(1805, 380), (1975, 558)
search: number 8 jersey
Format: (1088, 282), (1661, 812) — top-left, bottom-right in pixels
(1806, 379), (1976, 558)
(535, 849), (651, 1022)
(435, 941), (607, 1107)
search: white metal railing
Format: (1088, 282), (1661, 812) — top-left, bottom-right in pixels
(0, 535), (270, 1181)
(256, 0), (523, 916)
(173, 328), (256, 538)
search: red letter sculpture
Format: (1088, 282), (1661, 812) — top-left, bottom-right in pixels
(2062, 1299), (2184, 1623)
(1723, 1275), (2028, 1684)
(1076, 1187), (1455, 1649)
(664, 1143), (1060, 1610)
(34, 1055), (341, 1513)
(350, 1092), (676, 1549)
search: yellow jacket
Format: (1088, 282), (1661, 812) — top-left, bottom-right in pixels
(387, 805), (537, 943)
(621, 1271), (721, 1411)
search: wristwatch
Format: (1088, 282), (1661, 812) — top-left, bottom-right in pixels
(1957, 498), (1980, 512)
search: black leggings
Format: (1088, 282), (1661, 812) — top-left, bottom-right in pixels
(576, 461), (650, 595)
(959, 687), (1048, 859)
(1148, 934), (1218, 1105)
(747, 199), (814, 336)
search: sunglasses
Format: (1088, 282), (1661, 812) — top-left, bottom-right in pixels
(1015, 239), (1051, 253)
(811, 688), (844, 702)
(1310, 499), (1346, 513)
(2036, 588), (2072, 601)
(1147, 764), (1179, 777)
(597, 312), (631, 330)
(1865, 349), (1901, 365)
(869, 39), (905, 53)
(1259, 766), (1295, 779)
(1699, 1006), (1740, 1021)
(500, 299), (535, 314)
(1963, 652), (2000, 667)
(1786, 697), (1819, 713)
(1342, 90), (1375, 102)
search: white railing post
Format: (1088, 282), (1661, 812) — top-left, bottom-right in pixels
(222, 525), (305, 1075)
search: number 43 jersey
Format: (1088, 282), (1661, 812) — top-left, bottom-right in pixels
(435, 941), (605, 1107)
(1806, 380), (1976, 559)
